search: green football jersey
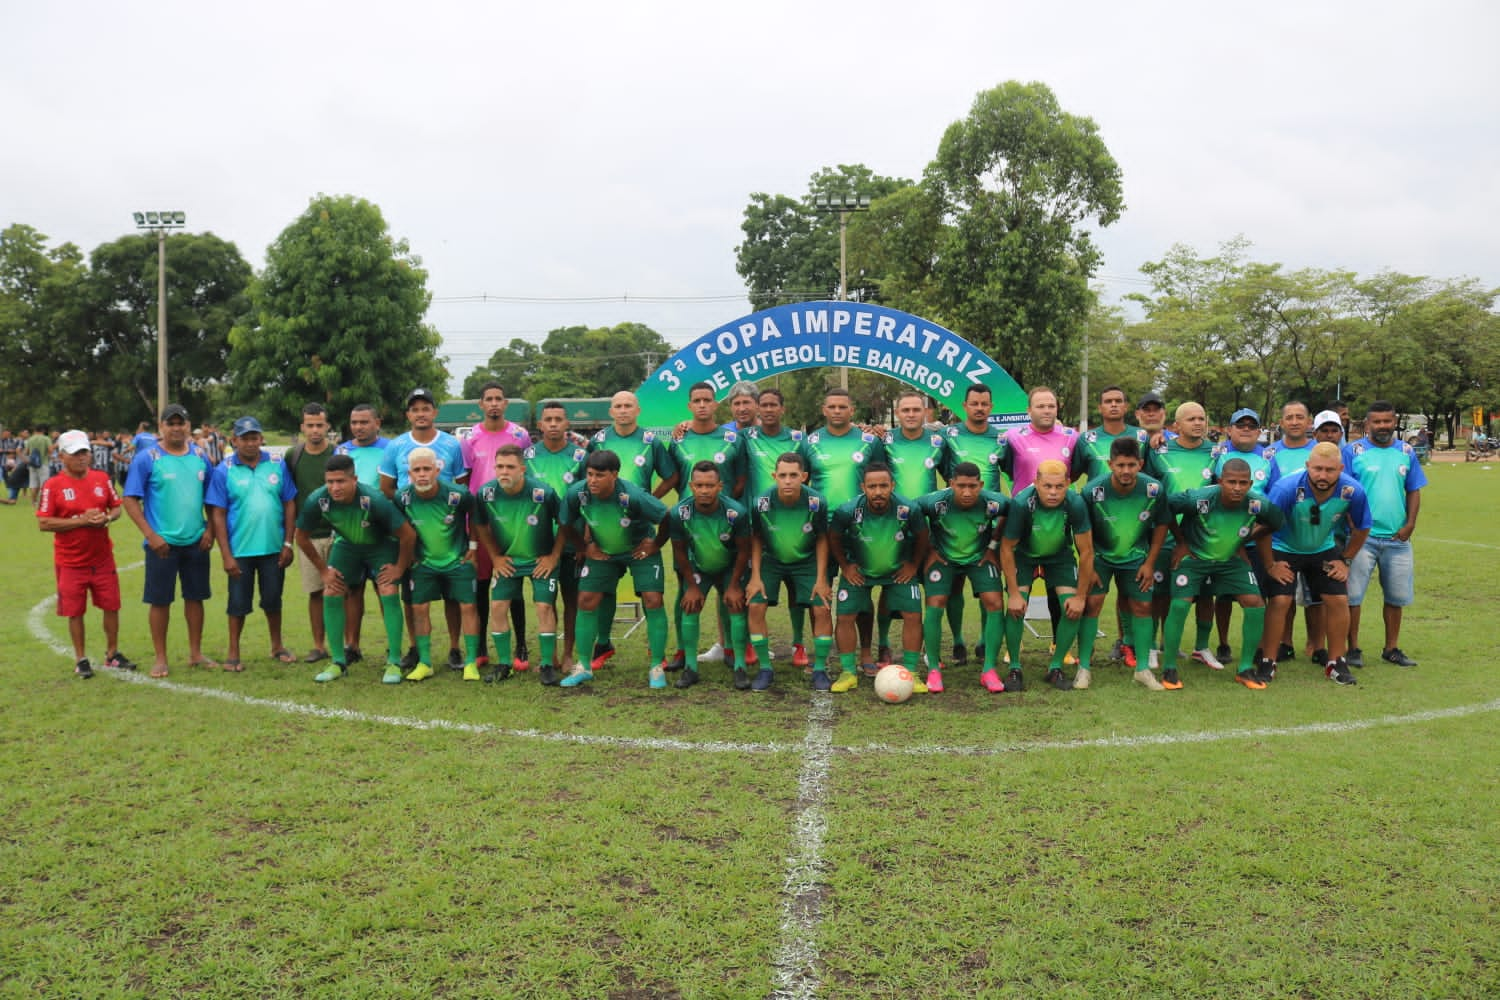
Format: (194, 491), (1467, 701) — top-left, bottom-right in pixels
(806, 427), (885, 510)
(396, 479), (474, 571)
(830, 492), (923, 580)
(562, 478), (667, 557)
(523, 440), (588, 499)
(668, 495), (750, 575)
(1074, 426), (1151, 482)
(297, 482), (406, 550)
(587, 426), (673, 491)
(1146, 438), (1217, 493)
(1211, 443), (1272, 491)
(917, 488), (1008, 565)
(1004, 486), (1091, 562)
(750, 486), (827, 567)
(668, 425), (745, 499)
(742, 426), (807, 502)
(942, 423), (1004, 493)
(475, 475), (561, 567)
(883, 429), (950, 500)
(1081, 472), (1169, 563)
(1168, 485), (1284, 562)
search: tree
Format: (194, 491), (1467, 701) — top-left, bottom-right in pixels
(925, 81), (1124, 391)
(461, 339), (543, 398)
(459, 322), (676, 402)
(227, 194), (446, 431)
(0, 224), (89, 425)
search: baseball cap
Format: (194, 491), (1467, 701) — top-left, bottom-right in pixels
(161, 403), (190, 422)
(406, 387), (437, 407)
(1313, 409), (1343, 430)
(58, 430), (90, 454)
(1230, 408), (1260, 426)
(1137, 391), (1165, 408)
(232, 416), (263, 437)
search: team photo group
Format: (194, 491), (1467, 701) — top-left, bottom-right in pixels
(34, 374), (1427, 699)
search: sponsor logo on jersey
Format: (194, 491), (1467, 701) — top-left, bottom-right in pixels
(532, 487), (546, 503)
(1341, 484), (1355, 499)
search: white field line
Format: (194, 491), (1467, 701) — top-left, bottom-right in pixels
(770, 693), (834, 1000)
(1426, 536), (1500, 552)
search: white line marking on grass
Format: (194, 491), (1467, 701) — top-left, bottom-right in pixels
(771, 692), (833, 1000)
(27, 593), (71, 657)
(1427, 536), (1500, 551)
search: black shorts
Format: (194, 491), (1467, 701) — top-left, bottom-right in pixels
(1265, 550), (1348, 600)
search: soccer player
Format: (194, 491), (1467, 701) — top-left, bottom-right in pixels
(284, 403), (336, 664)
(1135, 391), (1170, 444)
(474, 444), (565, 685)
(1080, 438), (1171, 690)
(381, 388), (468, 672)
(396, 447), (481, 681)
(1144, 401), (1218, 668)
(523, 401), (590, 677)
(942, 383), (1005, 665)
(295, 454), (416, 684)
(828, 463), (929, 693)
(1207, 408), (1273, 666)
(584, 390), (677, 671)
(726, 379), (761, 431)
(746, 453), (835, 690)
(559, 450), (670, 688)
(741, 388), (811, 668)
(1265, 442), (1371, 686)
(668, 461), (752, 688)
(1342, 400), (1427, 669)
(877, 390), (951, 665)
(916, 461), (1008, 693)
(1075, 386), (1151, 482)
(205, 417), (298, 670)
(37, 430), (133, 677)
(1263, 402), (1314, 480)
(1160, 457), (1283, 690)
(332, 402), (391, 664)
(461, 382), (534, 673)
(999, 459), (1094, 691)
(122, 404), (215, 679)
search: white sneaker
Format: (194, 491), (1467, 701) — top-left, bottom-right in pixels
(698, 642), (726, 663)
(1192, 648), (1226, 671)
(1133, 669), (1165, 691)
(1073, 667), (1091, 690)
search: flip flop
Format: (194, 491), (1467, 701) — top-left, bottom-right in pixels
(149, 665), (169, 679)
(223, 658), (244, 673)
(189, 658), (220, 670)
(303, 648), (330, 663)
(271, 649), (296, 664)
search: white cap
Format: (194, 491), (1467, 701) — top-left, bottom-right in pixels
(57, 430), (90, 454)
(1312, 410), (1342, 430)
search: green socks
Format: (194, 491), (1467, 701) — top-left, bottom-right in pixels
(324, 596), (347, 664)
(681, 613), (701, 671)
(379, 594), (405, 664)
(415, 633), (432, 666)
(982, 607), (1003, 670)
(923, 606), (945, 672)
(644, 605), (668, 664)
(1077, 615), (1099, 670)
(490, 630), (512, 668)
(1239, 604), (1266, 672)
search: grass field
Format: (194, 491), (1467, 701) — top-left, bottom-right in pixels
(3, 463), (1498, 998)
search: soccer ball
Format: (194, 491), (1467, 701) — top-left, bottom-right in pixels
(874, 665), (915, 704)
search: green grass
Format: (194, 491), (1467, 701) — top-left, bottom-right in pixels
(2, 462), (1498, 998)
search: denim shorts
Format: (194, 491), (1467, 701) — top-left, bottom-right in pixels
(1347, 536), (1414, 608)
(143, 543), (212, 605)
(226, 553), (286, 617)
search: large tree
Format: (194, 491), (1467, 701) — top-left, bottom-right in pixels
(925, 81), (1124, 391)
(0, 224), (89, 425)
(227, 194), (446, 431)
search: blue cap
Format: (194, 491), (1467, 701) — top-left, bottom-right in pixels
(232, 416), (263, 437)
(1230, 408), (1260, 426)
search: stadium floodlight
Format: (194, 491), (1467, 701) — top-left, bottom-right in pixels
(808, 192), (872, 390)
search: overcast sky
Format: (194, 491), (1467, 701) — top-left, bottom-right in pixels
(5, 0), (1497, 392)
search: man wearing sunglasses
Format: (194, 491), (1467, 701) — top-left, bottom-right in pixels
(1263, 442), (1371, 686)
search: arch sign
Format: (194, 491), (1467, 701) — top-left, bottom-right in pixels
(635, 300), (1028, 428)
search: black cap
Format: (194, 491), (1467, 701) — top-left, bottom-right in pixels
(406, 388), (436, 407)
(1137, 391), (1165, 408)
(161, 403), (190, 422)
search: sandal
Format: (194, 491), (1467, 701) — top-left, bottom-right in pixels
(149, 665), (169, 679)
(272, 649), (296, 664)
(223, 658), (244, 673)
(188, 658), (220, 670)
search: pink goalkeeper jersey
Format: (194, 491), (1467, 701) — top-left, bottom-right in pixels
(998, 424), (1078, 497)
(461, 422), (533, 492)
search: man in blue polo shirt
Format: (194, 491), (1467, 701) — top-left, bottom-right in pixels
(122, 403), (215, 678)
(206, 416), (299, 670)
(1342, 400), (1427, 668)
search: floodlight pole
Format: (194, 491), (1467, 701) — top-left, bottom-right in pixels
(132, 211), (186, 419)
(811, 194), (871, 392)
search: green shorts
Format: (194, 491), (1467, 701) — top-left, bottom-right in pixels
(1090, 555), (1151, 601)
(490, 564), (559, 604)
(836, 577), (923, 615)
(1012, 554), (1079, 594)
(1169, 555), (1259, 599)
(924, 559), (1003, 598)
(751, 559), (825, 608)
(328, 539), (400, 589)
(410, 561), (477, 605)
(578, 551), (665, 595)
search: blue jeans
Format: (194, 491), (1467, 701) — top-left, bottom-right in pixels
(1348, 536), (1414, 608)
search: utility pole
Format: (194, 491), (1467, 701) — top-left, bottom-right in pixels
(810, 193), (871, 392)
(132, 211), (187, 419)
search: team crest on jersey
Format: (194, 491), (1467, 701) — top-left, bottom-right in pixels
(1238, 525), (1251, 538)
(1296, 487), (1308, 503)
(1253, 469), (1266, 481)
(896, 505), (910, 522)
(837, 589), (849, 602)
(802, 522), (813, 533)
(989, 451), (999, 464)
(1201, 468), (1212, 480)
(934, 500), (949, 516)
(852, 451), (865, 463)
(725, 508), (739, 523)
(532, 487), (546, 503)
(714, 452), (727, 464)
(1061, 446), (1072, 459)
(923, 457), (936, 469)
(1139, 510), (1152, 521)
(1085, 430), (1098, 443)
(1196, 499), (1211, 515)
(633, 454), (646, 467)
(618, 492), (630, 506)
(986, 500), (1000, 517)
(267, 473), (279, 485)
(756, 496), (771, 512)
(894, 530), (905, 541)
(447, 491), (463, 507)
(526, 515), (539, 526)
(1176, 573), (1189, 587)
(719, 532), (731, 541)
(1146, 482), (1159, 497)
(1341, 484), (1355, 499)
(808, 496), (821, 512)
(853, 508), (864, 524)
(1398, 465), (1408, 476)
(677, 502), (692, 520)
(563, 472), (575, 484)
(1090, 486), (1105, 502)
(642, 431), (656, 444)
(359, 495), (371, 511)
(808, 432), (821, 445)
(1248, 499), (1262, 514)
(929, 434), (943, 448)
(929, 569), (942, 582)
(318, 497), (331, 512)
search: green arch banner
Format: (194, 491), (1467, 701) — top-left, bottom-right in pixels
(635, 301), (1026, 427)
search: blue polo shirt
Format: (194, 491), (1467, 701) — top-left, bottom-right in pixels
(205, 451), (298, 557)
(124, 444), (211, 547)
(379, 431), (467, 492)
